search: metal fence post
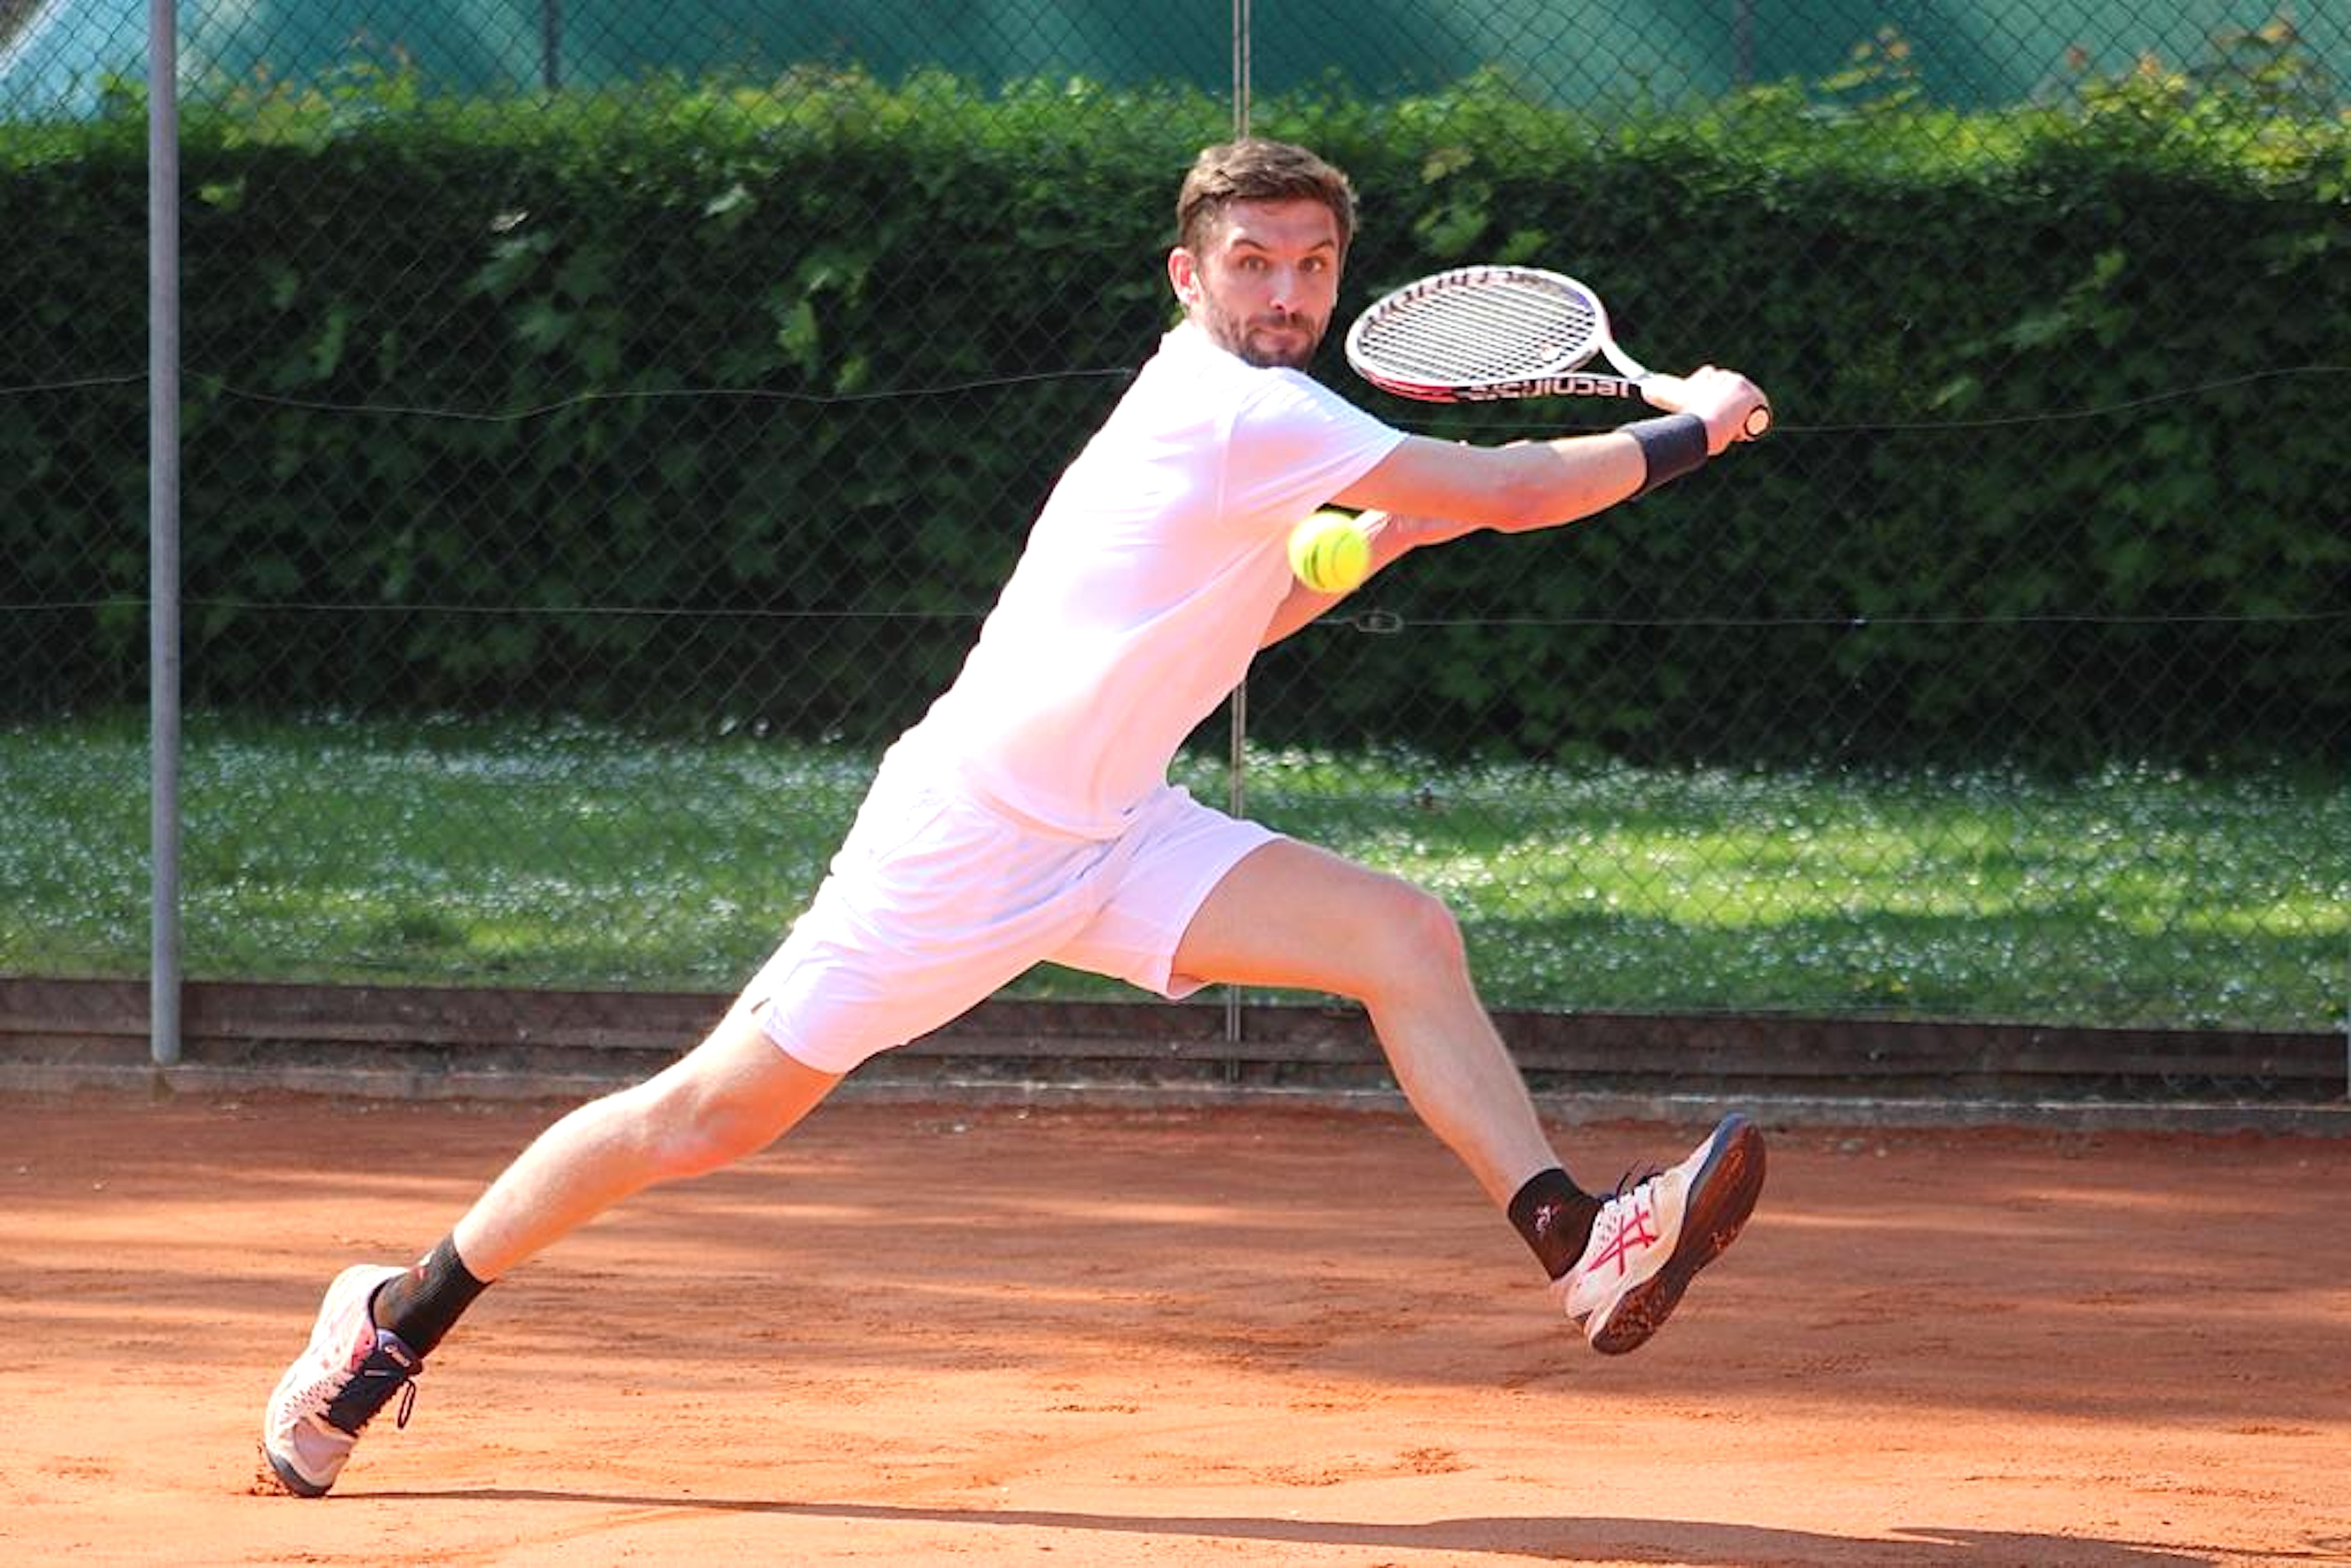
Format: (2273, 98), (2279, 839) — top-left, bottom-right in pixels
(1223, 0), (1253, 1056)
(148, 0), (181, 1068)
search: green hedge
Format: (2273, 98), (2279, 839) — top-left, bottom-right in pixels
(4, 67), (2345, 763)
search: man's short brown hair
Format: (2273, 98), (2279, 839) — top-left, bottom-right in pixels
(1176, 139), (1357, 257)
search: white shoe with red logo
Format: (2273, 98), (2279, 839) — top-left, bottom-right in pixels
(1554, 1114), (1765, 1355)
(260, 1264), (421, 1497)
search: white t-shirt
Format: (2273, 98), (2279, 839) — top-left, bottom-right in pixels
(894, 321), (1406, 837)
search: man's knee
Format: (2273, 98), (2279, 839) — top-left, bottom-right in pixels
(631, 1015), (836, 1179)
(1349, 875), (1473, 999)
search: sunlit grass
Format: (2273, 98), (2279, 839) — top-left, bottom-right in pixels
(1228, 747), (2349, 1029)
(3, 716), (2343, 1030)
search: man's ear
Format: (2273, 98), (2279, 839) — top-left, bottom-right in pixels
(1168, 247), (1200, 310)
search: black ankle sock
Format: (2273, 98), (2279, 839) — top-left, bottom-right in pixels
(370, 1235), (489, 1357)
(1507, 1168), (1603, 1280)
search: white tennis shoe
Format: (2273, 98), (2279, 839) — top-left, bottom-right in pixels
(1554, 1113), (1765, 1355)
(260, 1263), (421, 1497)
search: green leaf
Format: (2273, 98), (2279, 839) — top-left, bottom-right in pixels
(309, 303), (351, 380)
(514, 301), (572, 355)
(775, 297), (821, 375)
(552, 245), (616, 304)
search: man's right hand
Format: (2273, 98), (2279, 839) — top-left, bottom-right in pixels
(1642, 365), (1771, 454)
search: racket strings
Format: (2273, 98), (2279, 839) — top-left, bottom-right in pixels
(1357, 280), (1599, 383)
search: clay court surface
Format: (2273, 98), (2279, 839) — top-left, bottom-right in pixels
(3, 1091), (2345, 1567)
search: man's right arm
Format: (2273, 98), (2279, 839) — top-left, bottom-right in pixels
(1331, 430), (1646, 534)
(1331, 364), (1766, 535)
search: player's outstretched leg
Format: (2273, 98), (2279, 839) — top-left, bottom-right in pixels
(258, 1264), (422, 1497)
(1554, 1113), (1766, 1354)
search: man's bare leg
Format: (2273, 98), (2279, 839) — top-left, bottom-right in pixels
(1173, 837), (1764, 1354)
(259, 1002), (840, 1496)
(1171, 837), (1556, 1206)
(454, 1000), (843, 1279)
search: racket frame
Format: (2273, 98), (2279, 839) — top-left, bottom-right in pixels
(1344, 265), (1655, 405)
(1348, 264), (1771, 437)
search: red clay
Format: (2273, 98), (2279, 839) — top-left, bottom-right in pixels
(3, 1092), (2345, 1566)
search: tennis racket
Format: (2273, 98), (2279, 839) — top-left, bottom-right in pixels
(1345, 265), (1771, 439)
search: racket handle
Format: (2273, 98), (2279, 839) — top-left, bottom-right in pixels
(1740, 402), (1773, 440)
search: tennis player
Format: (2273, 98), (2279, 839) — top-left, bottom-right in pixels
(261, 138), (1772, 1497)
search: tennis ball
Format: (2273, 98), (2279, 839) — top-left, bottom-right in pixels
(1286, 510), (1371, 594)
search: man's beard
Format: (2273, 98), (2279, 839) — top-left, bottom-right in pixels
(1201, 299), (1325, 370)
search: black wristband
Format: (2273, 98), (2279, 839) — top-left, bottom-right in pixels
(1625, 413), (1709, 497)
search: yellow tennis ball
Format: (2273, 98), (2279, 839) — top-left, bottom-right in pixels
(1286, 510), (1371, 594)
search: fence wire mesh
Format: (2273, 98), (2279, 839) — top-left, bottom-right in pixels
(3, 2), (2346, 1046)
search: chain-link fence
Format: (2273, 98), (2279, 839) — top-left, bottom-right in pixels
(4, 3), (2346, 1042)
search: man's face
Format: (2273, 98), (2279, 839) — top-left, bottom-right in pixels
(1169, 197), (1344, 370)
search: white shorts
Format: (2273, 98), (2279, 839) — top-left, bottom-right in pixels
(746, 769), (1278, 1075)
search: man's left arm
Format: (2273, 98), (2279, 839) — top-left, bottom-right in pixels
(1257, 509), (1477, 649)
